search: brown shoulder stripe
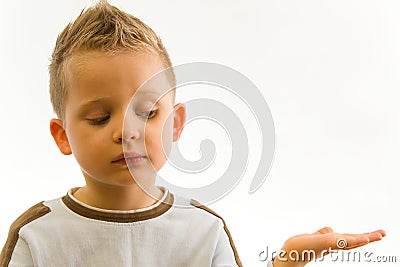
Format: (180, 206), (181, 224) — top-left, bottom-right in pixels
(190, 199), (243, 267)
(0, 201), (50, 267)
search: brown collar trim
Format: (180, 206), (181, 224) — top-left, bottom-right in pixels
(62, 190), (174, 223)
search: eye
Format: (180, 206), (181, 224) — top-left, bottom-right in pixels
(87, 115), (110, 125)
(139, 109), (158, 119)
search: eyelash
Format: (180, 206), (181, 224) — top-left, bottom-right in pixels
(87, 115), (111, 125)
(140, 109), (157, 119)
(87, 110), (157, 125)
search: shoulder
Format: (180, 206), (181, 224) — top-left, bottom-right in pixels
(189, 198), (227, 222)
(171, 194), (226, 220)
(7, 201), (51, 234)
(169, 194), (224, 224)
(0, 201), (51, 266)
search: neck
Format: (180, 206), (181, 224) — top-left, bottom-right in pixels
(72, 181), (164, 210)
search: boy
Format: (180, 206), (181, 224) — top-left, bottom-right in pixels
(0, 1), (385, 266)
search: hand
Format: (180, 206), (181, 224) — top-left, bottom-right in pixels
(272, 227), (386, 267)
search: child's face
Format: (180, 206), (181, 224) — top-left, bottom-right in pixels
(51, 51), (185, 188)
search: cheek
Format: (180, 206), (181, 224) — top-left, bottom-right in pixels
(144, 117), (174, 169)
(67, 126), (107, 165)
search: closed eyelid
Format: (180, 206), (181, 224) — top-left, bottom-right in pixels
(82, 111), (110, 121)
(86, 115), (110, 125)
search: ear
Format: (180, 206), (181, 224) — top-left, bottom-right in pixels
(50, 118), (72, 155)
(172, 103), (186, 142)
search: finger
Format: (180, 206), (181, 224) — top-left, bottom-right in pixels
(364, 231), (384, 243)
(360, 229), (386, 237)
(351, 229), (386, 237)
(315, 227), (333, 235)
(335, 235), (369, 250)
(376, 229), (386, 237)
(347, 230), (385, 243)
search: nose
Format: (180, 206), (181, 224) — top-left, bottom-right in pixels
(112, 113), (141, 143)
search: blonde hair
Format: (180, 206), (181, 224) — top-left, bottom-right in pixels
(49, 0), (174, 120)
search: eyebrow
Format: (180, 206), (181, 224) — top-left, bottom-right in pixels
(77, 97), (111, 112)
(134, 90), (161, 97)
(135, 90), (172, 101)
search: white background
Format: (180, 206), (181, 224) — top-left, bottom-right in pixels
(0, 1), (399, 266)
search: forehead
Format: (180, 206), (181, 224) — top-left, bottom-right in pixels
(65, 51), (172, 106)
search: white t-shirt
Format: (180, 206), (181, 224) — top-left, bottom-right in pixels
(0, 187), (243, 267)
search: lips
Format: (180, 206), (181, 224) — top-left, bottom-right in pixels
(112, 152), (147, 164)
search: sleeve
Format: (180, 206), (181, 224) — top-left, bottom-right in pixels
(211, 220), (275, 267)
(211, 220), (242, 267)
(7, 237), (34, 267)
